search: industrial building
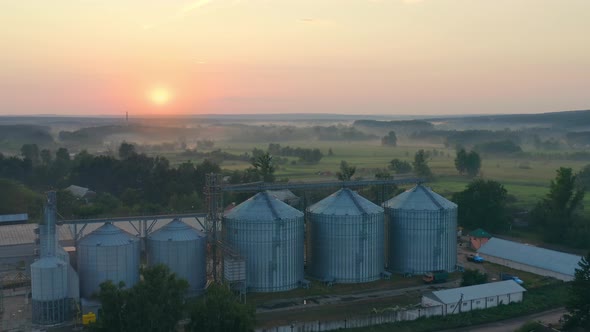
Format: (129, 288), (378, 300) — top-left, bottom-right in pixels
(307, 188), (384, 284)
(383, 185), (457, 274)
(421, 280), (526, 315)
(223, 191), (305, 292)
(477, 238), (583, 281)
(16, 176), (471, 327)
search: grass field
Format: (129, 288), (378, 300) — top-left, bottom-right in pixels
(156, 139), (590, 213)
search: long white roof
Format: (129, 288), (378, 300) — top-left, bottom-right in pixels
(478, 237), (583, 277)
(428, 280), (526, 304)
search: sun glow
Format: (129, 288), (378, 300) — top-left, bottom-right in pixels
(149, 87), (171, 106)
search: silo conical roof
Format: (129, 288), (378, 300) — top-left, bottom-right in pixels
(308, 188), (383, 215)
(149, 219), (204, 242)
(224, 191), (303, 221)
(78, 222), (138, 246)
(383, 184), (456, 210)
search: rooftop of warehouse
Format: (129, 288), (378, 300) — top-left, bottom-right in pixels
(425, 280), (526, 305)
(478, 237), (583, 277)
(0, 223), (74, 246)
(0, 218), (205, 247)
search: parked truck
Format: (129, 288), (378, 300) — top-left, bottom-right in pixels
(500, 273), (524, 285)
(423, 270), (449, 284)
(467, 253), (484, 263)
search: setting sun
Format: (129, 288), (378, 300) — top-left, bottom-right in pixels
(149, 87), (171, 106)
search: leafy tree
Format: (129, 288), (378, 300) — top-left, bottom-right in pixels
(124, 265), (189, 332)
(576, 164), (590, 190)
(188, 284), (255, 332)
(381, 131), (397, 146)
(389, 158), (412, 174)
(473, 140), (522, 155)
(251, 152), (275, 183)
(531, 167), (584, 244)
(328, 148), (333, 156)
(563, 252), (590, 331)
(0, 178), (43, 220)
(455, 149), (481, 177)
(40, 149), (52, 166)
(461, 269), (488, 286)
(118, 142), (137, 159)
(55, 147), (70, 161)
(92, 265), (189, 332)
(413, 149), (432, 179)
(91, 281), (128, 332)
(20, 143), (40, 165)
(336, 160), (356, 181)
(452, 179), (510, 232)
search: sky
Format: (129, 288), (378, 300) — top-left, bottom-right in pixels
(1, 0), (589, 116)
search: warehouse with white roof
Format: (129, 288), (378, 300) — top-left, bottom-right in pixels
(422, 280), (526, 315)
(477, 237), (583, 281)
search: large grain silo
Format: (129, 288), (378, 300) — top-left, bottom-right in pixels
(147, 219), (207, 295)
(307, 188), (384, 283)
(77, 222), (140, 298)
(223, 191), (304, 292)
(383, 184), (457, 274)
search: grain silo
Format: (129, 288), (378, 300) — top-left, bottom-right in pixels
(307, 188), (384, 283)
(383, 184), (457, 274)
(77, 222), (140, 298)
(147, 219), (207, 295)
(223, 191), (304, 292)
(31, 257), (69, 324)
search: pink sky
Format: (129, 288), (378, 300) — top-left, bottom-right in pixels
(1, 0), (589, 116)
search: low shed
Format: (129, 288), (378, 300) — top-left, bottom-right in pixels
(469, 228), (491, 250)
(422, 280), (526, 315)
(478, 238), (583, 281)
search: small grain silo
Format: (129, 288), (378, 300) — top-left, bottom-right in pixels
(147, 219), (206, 295)
(307, 188), (384, 283)
(77, 222), (140, 298)
(223, 191), (304, 292)
(31, 257), (69, 324)
(31, 191), (72, 325)
(383, 184), (457, 274)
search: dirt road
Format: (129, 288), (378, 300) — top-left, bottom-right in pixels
(439, 307), (566, 332)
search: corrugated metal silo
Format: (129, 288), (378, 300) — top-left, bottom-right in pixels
(31, 257), (69, 324)
(383, 184), (457, 274)
(223, 191), (304, 292)
(147, 219), (207, 295)
(77, 222), (140, 298)
(307, 188), (384, 283)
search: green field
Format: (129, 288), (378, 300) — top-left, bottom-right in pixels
(155, 139), (590, 213)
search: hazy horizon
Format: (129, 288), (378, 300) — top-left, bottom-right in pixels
(2, 1), (589, 116)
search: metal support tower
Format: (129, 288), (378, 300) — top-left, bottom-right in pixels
(205, 173), (223, 282)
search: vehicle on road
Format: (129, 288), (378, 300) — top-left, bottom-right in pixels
(423, 270), (449, 283)
(500, 273), (524, 284)
(467, 253), (484, 263)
